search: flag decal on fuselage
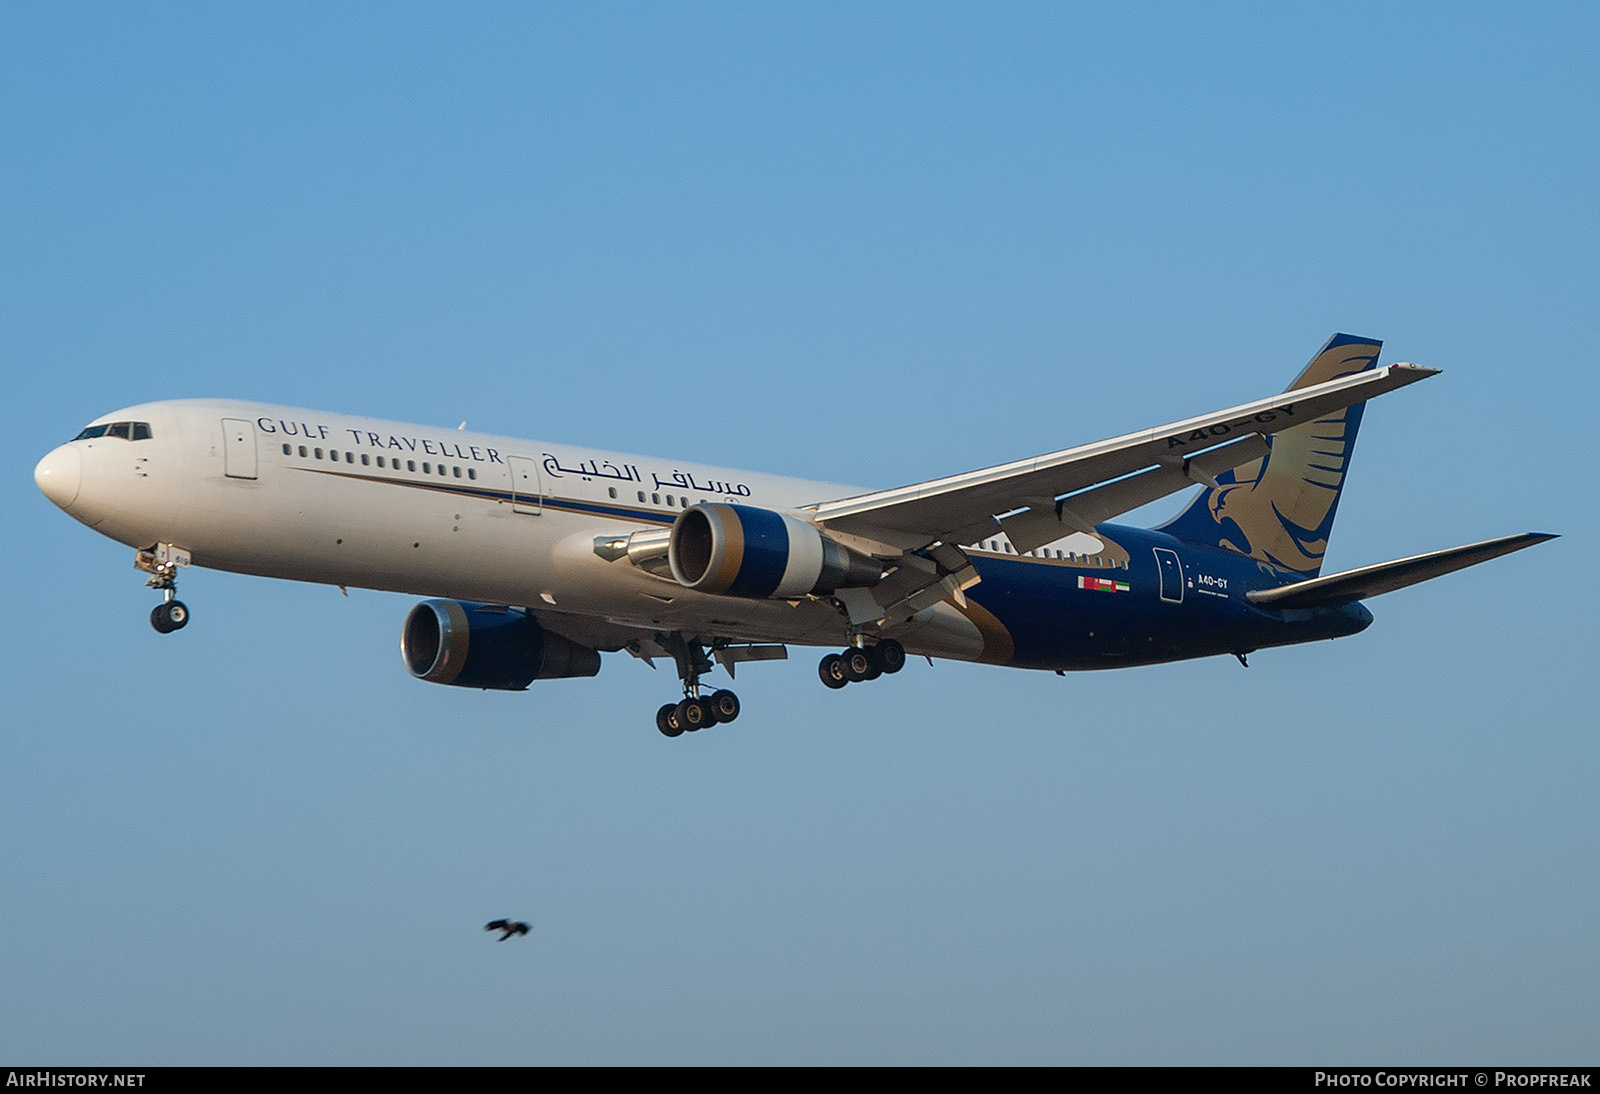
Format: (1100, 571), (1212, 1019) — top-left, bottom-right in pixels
(1078, 576), (1130, 593)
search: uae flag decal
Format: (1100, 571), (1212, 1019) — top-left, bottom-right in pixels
(1078, 575), (1130, 593)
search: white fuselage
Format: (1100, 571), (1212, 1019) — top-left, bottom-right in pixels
(35, 399), (995, 660)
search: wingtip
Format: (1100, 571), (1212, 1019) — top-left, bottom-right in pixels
(1491, 531), (1559, 555)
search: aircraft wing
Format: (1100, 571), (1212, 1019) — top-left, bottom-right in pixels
(811, 362), (1439, 553)
(1244, 532), (1557, 610)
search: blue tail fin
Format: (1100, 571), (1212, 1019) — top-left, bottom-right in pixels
(1154, 333), (1382, 577)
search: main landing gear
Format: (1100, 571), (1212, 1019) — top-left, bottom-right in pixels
(655, 689), (742, 738)
(818, 638), (905, 690)
(136, 546), (190, 634)
(654, 634), (742, 739)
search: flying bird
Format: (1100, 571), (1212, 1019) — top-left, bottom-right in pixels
(486, 919), (530, 941)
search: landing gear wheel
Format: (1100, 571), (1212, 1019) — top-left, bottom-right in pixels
(873, 639), (906, 675)
(708, 689), (741, 723)
(656, 703), (684, 738)
(819, 653), (848, 689)
(676, 697), (709, 732)
(841, 647), (875, 682)
(151, 600), (189, 634)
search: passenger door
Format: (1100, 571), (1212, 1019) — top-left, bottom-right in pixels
(1153, 546), (1184, 603)
(222, 418), (257, 480)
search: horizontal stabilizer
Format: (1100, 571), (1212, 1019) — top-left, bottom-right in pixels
(1246, 533), (1557, 610)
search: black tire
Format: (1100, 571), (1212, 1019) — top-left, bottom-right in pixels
(874, 639), (906, 674)
(708, 689), (741, 723)
(842, 647), (874, 682)
(818, 653), (848, 690)
(656, 703), (684, 738)
(677, 698), (708, 731)
(150, 601), (188, 634)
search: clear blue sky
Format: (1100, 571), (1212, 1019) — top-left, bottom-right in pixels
(3, 2), (1594, 1064)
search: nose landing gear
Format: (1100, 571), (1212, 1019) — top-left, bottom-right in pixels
(150, 599), (189, 634)
(136, 544), (192, 633)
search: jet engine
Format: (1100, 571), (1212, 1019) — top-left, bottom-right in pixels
(401, 600), (601, 690)
(668, 503), (881, 598)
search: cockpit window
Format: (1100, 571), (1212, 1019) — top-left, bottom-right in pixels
(73, 421), (152, 442)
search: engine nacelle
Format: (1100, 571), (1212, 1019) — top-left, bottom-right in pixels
(401, 600), (601, 690)
(668, 503), (882, 598)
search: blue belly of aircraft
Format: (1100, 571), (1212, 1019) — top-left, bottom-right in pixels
(962, 524), (1372, 670)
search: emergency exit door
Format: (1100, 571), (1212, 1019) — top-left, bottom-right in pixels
(507, 456), (542, 514)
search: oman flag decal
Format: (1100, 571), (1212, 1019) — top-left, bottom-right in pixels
(1078, 576), (1130, 593)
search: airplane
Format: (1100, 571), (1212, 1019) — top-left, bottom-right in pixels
(33, 334), (1553, 737)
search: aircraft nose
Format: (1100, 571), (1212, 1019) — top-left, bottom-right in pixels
(35, 444), (82, 510)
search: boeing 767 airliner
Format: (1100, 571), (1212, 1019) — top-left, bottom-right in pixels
(34, 335), (1553, 736)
